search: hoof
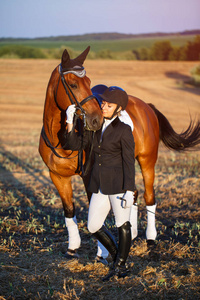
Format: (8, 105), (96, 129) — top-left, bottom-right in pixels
(147, 239), (156, 250)
(131, 236), (137, 244)
(147, 240), (160, 261)
(95, 255), (108, 266)
(64, 249), (79, 259)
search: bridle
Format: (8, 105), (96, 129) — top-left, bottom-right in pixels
(41, 65), (98, 174)
(59, 64), (97, 128)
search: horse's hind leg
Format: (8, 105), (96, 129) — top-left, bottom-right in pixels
(138, 156), (157, 244)
(49, 171), (81, 256)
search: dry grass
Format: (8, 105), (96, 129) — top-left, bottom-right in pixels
(0, 59), (199, 299)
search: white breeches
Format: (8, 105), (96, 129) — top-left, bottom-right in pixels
(88, 190), (131, 233)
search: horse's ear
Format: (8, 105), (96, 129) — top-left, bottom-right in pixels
(76, 46), (90, 65)
(61, 46), (90, 69)
(61, 49), (70, 68)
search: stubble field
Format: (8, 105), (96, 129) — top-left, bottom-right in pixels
(0, 59), (200, 299)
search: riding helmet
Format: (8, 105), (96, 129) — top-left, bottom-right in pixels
(99, 86), (128, 110)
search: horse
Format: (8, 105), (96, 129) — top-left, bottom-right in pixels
(39, 47), (200, 258)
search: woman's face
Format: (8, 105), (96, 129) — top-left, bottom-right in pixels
(101, 101), (119, 119)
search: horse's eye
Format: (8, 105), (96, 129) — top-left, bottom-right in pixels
(70, 84), (77, 89)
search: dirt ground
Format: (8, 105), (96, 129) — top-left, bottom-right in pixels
(0, 59), (200, 299)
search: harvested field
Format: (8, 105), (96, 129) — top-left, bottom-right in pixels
(0, 59), (200, 299)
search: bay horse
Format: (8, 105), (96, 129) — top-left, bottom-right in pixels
(39, 47), (200, 258)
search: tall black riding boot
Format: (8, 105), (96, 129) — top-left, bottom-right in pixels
(103, 221), (131, 281)
(93, 226), (117, 261)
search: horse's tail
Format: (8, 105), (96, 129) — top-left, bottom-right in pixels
(148, 103), (200, 151)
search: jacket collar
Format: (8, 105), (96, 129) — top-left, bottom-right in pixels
(111, 116), (120, 127)
(97, 117), (120, 143)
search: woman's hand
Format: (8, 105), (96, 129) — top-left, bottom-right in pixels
(66, 104), (76, 124)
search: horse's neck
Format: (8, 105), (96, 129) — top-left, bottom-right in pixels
(42, 69), (63, 142)
(43, 92), (63, 144)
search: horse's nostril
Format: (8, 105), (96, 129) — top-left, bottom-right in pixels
(87, 114), (102, 131)
(92, 118), (98, 126)
(92, 118), (101, 130)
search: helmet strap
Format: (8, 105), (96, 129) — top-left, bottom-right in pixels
(104, 105), (121, 120)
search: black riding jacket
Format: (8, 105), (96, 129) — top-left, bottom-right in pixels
(64, 117), (135, 195)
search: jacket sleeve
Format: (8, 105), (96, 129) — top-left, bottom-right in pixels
(121, 125), (135, 191)
(63, 128), (92, 151)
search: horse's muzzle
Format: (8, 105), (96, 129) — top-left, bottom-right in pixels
(86, 113), (103, 131)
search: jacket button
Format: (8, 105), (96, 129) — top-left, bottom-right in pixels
(99, 163), (101, 166)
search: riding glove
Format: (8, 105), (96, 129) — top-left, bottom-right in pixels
(66, 104), (76, 124)
(122, 190), (134, 208)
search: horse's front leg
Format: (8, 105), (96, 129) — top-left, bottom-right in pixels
(50, 171), (81, 257)
(138, 156), (157, 246)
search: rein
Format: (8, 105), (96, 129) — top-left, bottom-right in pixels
(41, 126), (79, 160)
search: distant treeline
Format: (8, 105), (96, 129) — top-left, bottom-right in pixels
(133, 35), (200, 61)
(0, 35), (199, 61)
(1, 29), (200, 42)
(94, 35), (200, 61)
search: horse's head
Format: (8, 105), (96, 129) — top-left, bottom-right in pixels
(56, 47), (103, 131)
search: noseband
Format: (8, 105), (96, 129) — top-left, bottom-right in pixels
(59, 65), (97, 128)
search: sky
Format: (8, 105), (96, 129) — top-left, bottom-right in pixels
(0, 0), (200, 38)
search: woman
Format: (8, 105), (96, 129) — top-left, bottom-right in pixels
(65, 87), (135, 280)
